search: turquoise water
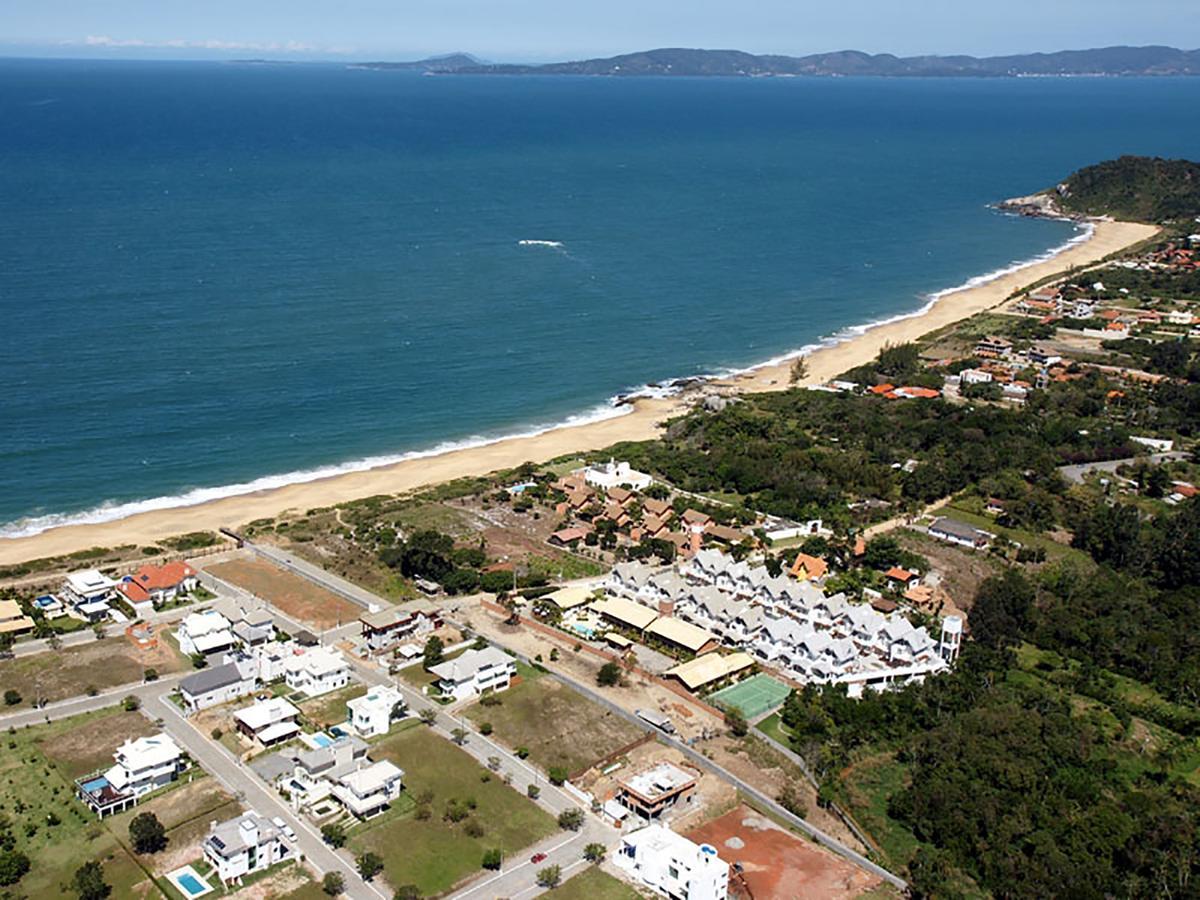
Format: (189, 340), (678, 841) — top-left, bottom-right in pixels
(2, 60), (1199, 534)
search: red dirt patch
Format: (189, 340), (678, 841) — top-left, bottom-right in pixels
(208, 556), (362, 630)
(687, 805), (881, 900)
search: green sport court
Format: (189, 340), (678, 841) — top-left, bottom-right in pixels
(707, 673), (792, 719)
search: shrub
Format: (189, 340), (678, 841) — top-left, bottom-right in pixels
(480, 722), (493, 735)
(557, 808), (584, 831)
(393, 885), (421, 900)
(356, 851), (384, 881)
(128, 812), (167, 854)
(464, 818), (485, 838)
(583, 842), (606, 863)
(322, 871), (345, 896)
(481, 848), (502, 870)
(122, 695), (141, 712)
(320, 822), (346, 848)
(725, 705), (748, 737)
(536, 865), (562, 888)
(0, 850), (31, 887)
(597, 662), (621, 686)
(548, 766), (568, 786)
(2, 691), (20, 707)
(527, 784), (541, 800)
(72, 861), (111, 900)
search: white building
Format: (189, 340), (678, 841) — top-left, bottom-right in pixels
(346, 685), (406, 738)
(284, 646), (351, 698)
(203, 812), (291, 885)
(254, 640), (298, 683)
(233, 697), (301, 746)
(583, 459), (653, 491)
(177, 610), (237, 657)
(615, 825), (729, 900)
(331, 759), (406, 818)
(77, 733), (185, 817)
(429, 646), (517, 700)
(178, 659), (258, 713)
(287, 735), (404, 819)
(62, 569), (116, 621)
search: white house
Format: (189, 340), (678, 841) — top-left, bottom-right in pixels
(583, 459), (653, 491)
(615, 825), (729, 900)
(960, 368), (994, 385)
(77, 733), (185, 817)
(254, 640), (298, 683)
(332, 759), (406, 818)
(287, 736), (404, 819)
(62, 569), (116, 621)
(430, 646), (517, 700)
(233, 697), (301, 746)
(346, 685), (406, 738)
(284, 646), (351, 698)
(203, 812), (291, 885)
(177, 610), (237, 657)
(178, 659), (257, 713)
(929, 517), (992, 550)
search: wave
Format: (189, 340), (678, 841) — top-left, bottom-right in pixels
(517, 239), (564, 248)
(0, 400), (633, 539)
(1, 218), (1091, 541)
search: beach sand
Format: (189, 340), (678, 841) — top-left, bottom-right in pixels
(0, 218), (1157, 566)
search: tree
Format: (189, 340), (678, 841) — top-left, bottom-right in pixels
(971, 568), (1034, 650)
(0, 849), (31, 887)
(128, 812), (167, 854)
(419, 707), (437, 726)
(322, 871), (345, 896)
(393, 885), (422, 900)
(557, 808), (584, 831)
(189, 653), (207, 669)
(548, 766), (568, 786)
(481, 848), (503, 870)
(142, 668), (158, 682)
(596, 662), (621, 687)
(527, 784), (541, 799)
(423, 635), (445, 669)
(3, 690), (20, 707)
(0, 632), (14, 657)
(92, 622), (106, 640)
(725, 705), (749, 737)
(320, 822), (346, 848)
(583, 842), (606, 863)
(122, 695), (141, 712)
(451, 727), (468, 746)
(536, 865), (562, 888)
(356, 852), (384, 881)
(72, 861), (111, 900)
(790, 356), (810, 384)
(47, 632), (62, 651)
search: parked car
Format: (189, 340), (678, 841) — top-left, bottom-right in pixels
(530, 852), (547, 864)
(271, 816), (297, 841)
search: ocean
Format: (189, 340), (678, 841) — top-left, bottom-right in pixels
(2, 59), (1199, 536)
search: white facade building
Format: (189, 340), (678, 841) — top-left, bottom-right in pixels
(346, 685), (406, 737)
(283, 646), (351, 698)
(429, 646), (517, 700)
(77, 733), (186, 817)
(583, 459), (653, 491)
(615, 825), (729, 900)
(233, 697), (301, 746)
(178, 659), (258, 712)
(177, 610), (237, 657)
(203, 812), (290, 884)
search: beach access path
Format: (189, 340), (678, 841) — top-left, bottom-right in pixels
(0, 219), (1158, 568)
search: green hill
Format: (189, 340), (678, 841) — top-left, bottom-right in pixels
(1056, 155), (1200, 222)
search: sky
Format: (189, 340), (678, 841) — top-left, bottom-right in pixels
(2, 0), (1198, 63)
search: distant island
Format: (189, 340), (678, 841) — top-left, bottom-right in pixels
(355, 45), (1200, 78)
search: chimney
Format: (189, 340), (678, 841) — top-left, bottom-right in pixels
(658, 598), (674, 617)
(689, 526), (703, 557)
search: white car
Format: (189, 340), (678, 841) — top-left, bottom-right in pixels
(271, 816), (297, 841)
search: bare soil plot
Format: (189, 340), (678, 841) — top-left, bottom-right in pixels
(208, 556), (363, 629)
(688, 805), (882, 900)
(464, 670), (644, 774)
(0, 634), (186, 706)
(897, 529), (1004, 618)
(109, 777), (242, 874)
(39, 708), (159, 779)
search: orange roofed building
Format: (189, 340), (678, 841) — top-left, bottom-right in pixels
(791, 553), (828, 581)
(117, 561), (198, 611)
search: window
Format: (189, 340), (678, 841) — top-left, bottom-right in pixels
(669, 865), (680, 879)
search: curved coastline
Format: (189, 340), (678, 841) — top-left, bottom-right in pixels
(0, 217), (1158, 566)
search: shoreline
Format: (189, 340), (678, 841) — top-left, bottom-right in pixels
(0, 217), (1158, 566)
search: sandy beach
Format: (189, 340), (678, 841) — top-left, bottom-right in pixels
(0, 217), (1157, 566)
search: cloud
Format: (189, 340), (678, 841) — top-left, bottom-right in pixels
(75, 35), (344, 54)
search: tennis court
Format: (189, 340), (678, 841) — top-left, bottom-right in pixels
(707, 673), (792, 719)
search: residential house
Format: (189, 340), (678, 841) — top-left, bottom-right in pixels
(665, 652), (753, 692)
(929, 517), (992, 549)
(429, 646), (517, 700)
(116, 561), (197, 615)
(287, 735), (405, 819)
(0, 599), (35, 637)
(884, 567), (921, 591)
(204, 812), (291, 885)
(359, 603), (441, 652)
(233, 697), (301, 747)
(76, 734), (185, 817)
(975, 336), (1014, 359)
(232, 610), (275, 648)
(584, 459), (653, 491)
(284, 646), (351, 698)
(617, 762), (698, 819)
(178, 659), (257, 713)
(346, 685), (406, 738)
(790, 552), (828, 582)
(177, 610), (237, 657)
(615, 825), (729, 900)
(62, 569), (116, 621)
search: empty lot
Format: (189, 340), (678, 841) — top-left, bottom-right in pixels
(208, 556), (364, 629)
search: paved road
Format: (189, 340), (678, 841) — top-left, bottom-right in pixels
(152, 690), (388, 900)
(9, 600), (214, 659)
(1058, 451), (1187, 485)
(0, 673), (186, 729)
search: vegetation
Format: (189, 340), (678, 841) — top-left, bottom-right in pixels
(596, 662), (621, 687)
(1057, 155), (1200, 222)
(126, 812), (166, 854)
(322, 871), (345, 896)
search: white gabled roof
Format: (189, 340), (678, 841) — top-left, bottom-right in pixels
(429, 646), (514, 683)
(114, 733), (182, 769)
(234, 697), (299, 731)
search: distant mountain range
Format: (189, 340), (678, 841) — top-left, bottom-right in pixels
(355, 46), (1200, 78)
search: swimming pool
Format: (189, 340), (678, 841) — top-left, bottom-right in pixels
(301, 731), (334, 749)
(166, 865), (213, 898)
(80, 776), (110, 793)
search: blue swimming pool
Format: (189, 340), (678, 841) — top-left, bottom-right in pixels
(80, 777), (110, 793)
(177, 873), (206, 896)
(310, 732), (333, 748)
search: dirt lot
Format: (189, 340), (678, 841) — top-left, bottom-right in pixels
(689, 805), (882, 900)
(207, 556), (364, 629)
(111, 777), (242, 874)
(38, 708), (159, 779)
(898, 529), (1003, 619)
(0, 635), (186, 706)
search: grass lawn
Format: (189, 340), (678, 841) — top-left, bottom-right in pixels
(298, 684), (367, 729)
(941, 502), (1092, 565)
(525, 553), (606, 581)
(399, 647), (467, 690)
(0, 707), (166, 898)
(755, 711), (793, 748)
(463, 669), (643, 774)
(543, 866), (640, 900)
(0, 636), (188, 706)
(350, 727), (556, 896)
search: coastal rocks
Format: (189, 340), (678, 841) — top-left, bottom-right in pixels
(997, 190), (1069, 220)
